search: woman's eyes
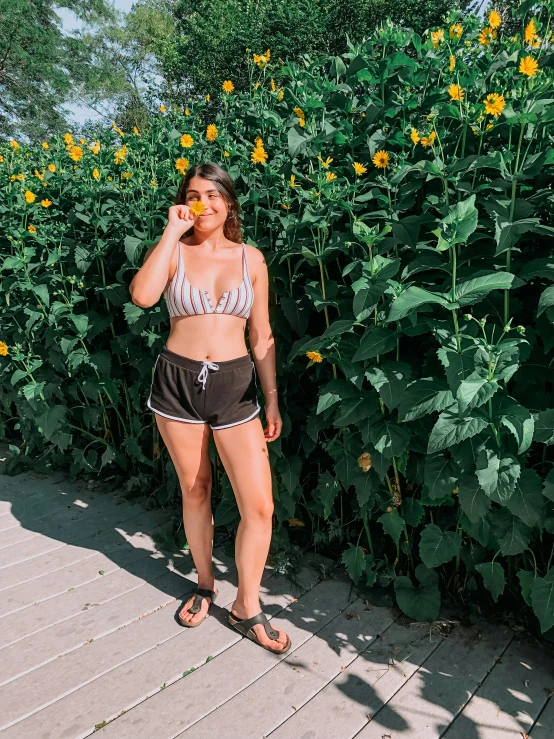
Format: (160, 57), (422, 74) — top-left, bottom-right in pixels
(189, 195), (217, 200)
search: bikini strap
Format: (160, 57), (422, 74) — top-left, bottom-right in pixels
(242, 242), (250, 283)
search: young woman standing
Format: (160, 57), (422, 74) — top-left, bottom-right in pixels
(129, 162), (290, 654)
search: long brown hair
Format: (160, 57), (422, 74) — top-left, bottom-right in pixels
(174, 162), (243, 244)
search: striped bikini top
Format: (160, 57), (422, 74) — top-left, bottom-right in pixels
(164, 240), (254, 319)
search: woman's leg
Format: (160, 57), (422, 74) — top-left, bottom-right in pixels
(154, 415), (216, 624)
(212, 416), (289, 651)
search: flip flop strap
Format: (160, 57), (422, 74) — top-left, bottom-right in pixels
(234, 612), (280, 641)
(188, 588), (216, 614)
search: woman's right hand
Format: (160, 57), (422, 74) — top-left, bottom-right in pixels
(167, 204), (195, 235)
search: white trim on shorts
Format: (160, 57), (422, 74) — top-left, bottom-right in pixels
(146, 397), (206, 423)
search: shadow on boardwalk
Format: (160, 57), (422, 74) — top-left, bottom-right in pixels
(0, 464), (552, 739)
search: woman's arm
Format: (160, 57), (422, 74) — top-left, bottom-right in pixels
(247, 246), (282, 441)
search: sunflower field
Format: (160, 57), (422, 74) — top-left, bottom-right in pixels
(1, 2), (554, 634)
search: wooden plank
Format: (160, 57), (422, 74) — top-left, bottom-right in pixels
(2, 568), (318, 738)
(442, 633), (553, 739)
(0, 536), (65, 568)
(0, 513), (171, 616)
(92, 577), (352, 739)
(531, 698), (554, 739)
(186, 599), (394, 739)
(356, 620), (514, 739)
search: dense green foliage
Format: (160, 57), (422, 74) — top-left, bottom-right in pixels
(2, 1), (554, 634)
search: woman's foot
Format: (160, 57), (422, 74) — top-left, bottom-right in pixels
(230, 601), (290, 652)
(179, 582), (216, 626)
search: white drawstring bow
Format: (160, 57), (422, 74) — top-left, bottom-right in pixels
(197, 361), (220, 391)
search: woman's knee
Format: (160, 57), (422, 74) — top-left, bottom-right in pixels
(242, 496), (274, 524)
(180, 476), (212, 508)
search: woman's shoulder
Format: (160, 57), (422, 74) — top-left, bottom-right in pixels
(242, 241), (265, 266)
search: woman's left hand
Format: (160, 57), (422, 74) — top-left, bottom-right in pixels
(263, 403), (282, 442)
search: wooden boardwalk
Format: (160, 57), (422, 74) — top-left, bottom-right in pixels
(0, 467), (552, 739)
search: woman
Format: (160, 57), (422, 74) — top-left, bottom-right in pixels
(129, 162), (290, 654)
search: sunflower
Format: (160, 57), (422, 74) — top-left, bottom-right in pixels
(180, 133), (194, 148)
(421, 131), (437, 147)
(488, 10), (501, 29)
(63, 133), (74, 146)
(190, 201), (206, 216)
(410, 128), (420, 145)
(306, 351), (323, 363)
(326, 171), (337, 182)
(206, 124), (218, 141)
(48, 164), (56, 172)
(448, 84), (464, 101)
(28, 224), (37, 233)
(372, 150), (390, 168)
(483, 93), (506, 117)
(92, 168), (100, 180)
(524, 19), (537, 45)
(68, 145), (83, 162)
(41, 141), (49, 150)
(175, 157), (189, 174)
(317, 155), (333, 168)
(449, 55), (456, 71)
(24, 190), (36, 203)
(0, 341), (9, 357)
(449, 23), (463, 39)
(114, 145), (127, 164)
(251, 145), (268, 164)
(431, 29), (444, 48)
(519, 55), (539, 77)
(478, 27), (497, 46)
(352, 161), (367, 176)
(222, 80), (234, 93)
(40, 199), (52, 207)
(293, 106), (305, 120)
(159, 105), (166, 112)
(289, 174), (297, 188)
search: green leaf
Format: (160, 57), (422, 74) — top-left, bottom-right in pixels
(475, 562), (505, 603)
(544, 468), (554, 503)
(313, 471), (341, 518)
(365, 362), (408, 411)
(424, 453), (459, 500)
(333, 395), (377, 427)
(354, 469), (378, 509)
(428, 410), (488, 454)
(436, 195), (478, 250)
(458, 474), (491, 524)
(537, 285), (554, 317)
(32, 284), (50, 309)
(505, 469), (544, 527)
(397, 379), (454, 422)
(475, 449), (520, 502)
(517, 570), (535, 607)
(276, 455), (302, 496)
(394, 564), (440, 623)
(437, 347), (477, 394)
(531, 567), (554, 633)
(370, 420), (411, 459)
(402, 498), (424, 527)
(378, 509), (405, 545)
(341, 544), (366, 585)
(335, 454), (359, 491)
(124, 235), (143, 265)
(534, 409), (554, 444)
(419, 523), (461, 568)
(387, 286), (448, 322)
(456, 378), (500, 414)
(497, 400), (535, 454)
(490, 508), (532, 556)
(461, 514), (494, 548)
(352, 327), (397, 361)
(454, 272), (515, 307)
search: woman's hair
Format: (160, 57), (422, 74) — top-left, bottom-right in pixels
(174, 162), (242, 244)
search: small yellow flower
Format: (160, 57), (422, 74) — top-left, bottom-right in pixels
(483, 93), (506, 117)
(151, 179), (158, 186)
(289, 174), (297, 188)
(0, 341), (9, 357)
(293, 106), (305, 120)
(519, 55), (539, 77)
(431, 29), (445, 48)
(478, 27), (497, 46)
(34, 169), (44, 180)
(9, 139), (19, 149)
(251, 145), (268, 164)
(270, 78), (276, 91)
(278, 89), (284, 101)
(190, 201), (206, 216)
(133, 126), (140, 135)
(180, 133), (194, 148)
(224, 151), (230, 157)
(159, 105), (166, 112)
(41, 199), (52, 207)
(122, 172), (133, 178)
(449, 23), (463, 39)
(410, 128), (420, 145)
(108, 176), (113, 181)
(90, 142), (101, 155)
(222, 80), (234, 93)
(28, 224), (37, 233)
(42, 141), (49, 149)
(306, 351), (323, 363)
(206, 123), (218, 141)
(524, 19), (537, 45)
(68, 145), (83, 162)
(175, 157), (189, 174)
(281, 203), (291, 209)
(298, 118), (305, 127)
(184, 108), (190, 115)
(92, 168), (100, 180)
(48, 163), (56, 172)
(421, 131), (437, 147)
(79, 138), (86, 144)
(16, 173), (25, 181)
(253, 81), (261, 90)
(353, 161), (367, 176)
(486, 123), (494, 131)
(448, 83), (464, 101)
(488, 10), (501, 29)
(326, 171), (337, 182)
(372, 150), (390, 168)
(63, 133), (74, 145)
(205, 93), (210, 102)
(449, 55), (456, 71)
(114, 144), (127, 164)
(317, 156), (333, 168)
(0, 155), (3, 163)
(24, 190), (36, 203)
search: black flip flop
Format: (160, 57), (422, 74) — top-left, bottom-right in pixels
(228, 610), (291, 654)
(177, 587), (218, 628)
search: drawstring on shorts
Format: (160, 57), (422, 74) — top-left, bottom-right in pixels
(196, 361), (220, 391)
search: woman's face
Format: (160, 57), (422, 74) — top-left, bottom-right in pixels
(185, 176), (229, 232)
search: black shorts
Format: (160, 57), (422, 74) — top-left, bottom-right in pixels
(147, 347), (261, 430)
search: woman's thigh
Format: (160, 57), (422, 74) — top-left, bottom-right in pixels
(212, 416), (272, 516)
(154, 415), (213, 493)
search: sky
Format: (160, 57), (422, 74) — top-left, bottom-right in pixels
(55, 0), (137, 125)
